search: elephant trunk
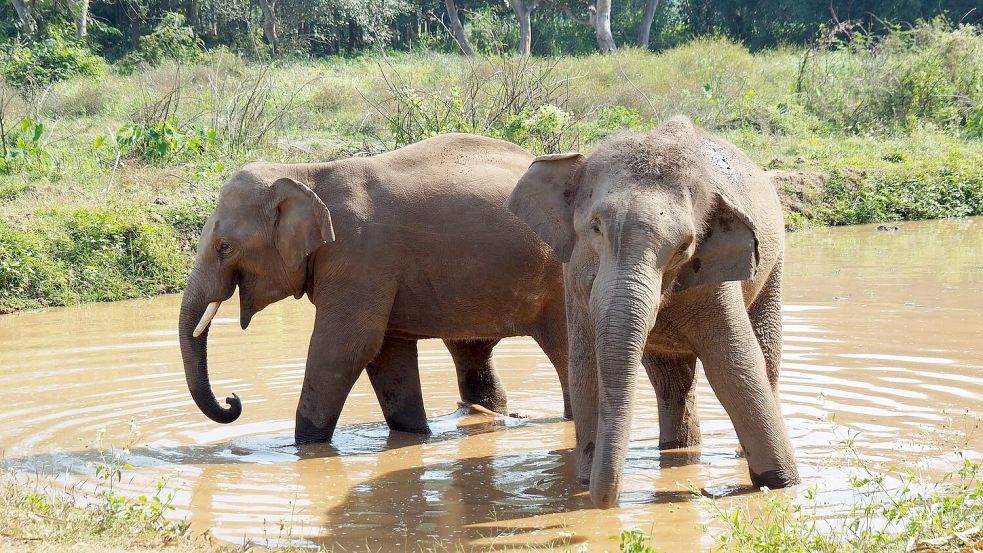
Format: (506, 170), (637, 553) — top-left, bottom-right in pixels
(590, 264), (661, 509)
(179, 270), (242, 424)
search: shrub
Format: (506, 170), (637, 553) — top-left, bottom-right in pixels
(0, 116), (48, 174)
(797, 18), (983, 133)
(0, 208), (190, 311)
(98, 118), (215, 163)
(378, 56), (577, 154)
(117, 12), (204, 71)
(0, 27), (106, 89)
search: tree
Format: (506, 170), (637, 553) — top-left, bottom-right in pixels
(594, 0), (615, 52)
(72, 0), (90, 37)
(508, 0), (540, 56)
(636, 0), (658, 48)
(256, 0), (277, 53)
(444, 0), (475, 57)
(11, 0), (38, 35)
(564, 1), (616, 54)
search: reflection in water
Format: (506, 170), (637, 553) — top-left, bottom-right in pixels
(1, 218), (982, 551)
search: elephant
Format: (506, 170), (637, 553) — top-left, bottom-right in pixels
(505, 115), (799, 508)
(178, 133), (573, 445)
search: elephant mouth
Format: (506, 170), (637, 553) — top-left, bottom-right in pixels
(237, 271), (259, 330)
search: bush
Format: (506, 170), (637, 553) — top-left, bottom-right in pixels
(0, 208), (190, 312)
(0, 116), (48, 174)
(98, 118), (215, 163)
(797, 18), (983, 134)
(117, 12), (204, 71)
(0, 27), (106, 89)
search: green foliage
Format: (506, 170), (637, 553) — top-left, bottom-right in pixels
(380, 56), (575, 154)
(0, 116), (49, 173)
(614, 528), (660, 553)
(0, 27), (105, 89)
(100, 118), (215, 163)
(704, 443), (983, 552)
(0, 208), (190, 312)
(816, 162), (983, 226)
(797, 18), (983, 134)
(117, 12), (204, 71)
(580, 105), (644, 142)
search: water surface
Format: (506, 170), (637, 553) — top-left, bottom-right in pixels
(1, 218), (981, 550)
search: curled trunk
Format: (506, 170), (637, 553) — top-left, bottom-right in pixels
(179, 272), (242, 424)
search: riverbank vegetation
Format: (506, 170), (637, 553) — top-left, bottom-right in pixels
(1, 16), (981, 313)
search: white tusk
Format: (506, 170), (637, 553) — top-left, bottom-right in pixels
(193, 301), (221, 338)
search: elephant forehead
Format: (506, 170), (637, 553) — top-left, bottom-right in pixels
(703, 141), (738, 185)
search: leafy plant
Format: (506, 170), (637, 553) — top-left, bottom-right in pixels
(116, 12), (204, 71)
(0, 116), (49, 173)
(614, 528), (660, 553)
(0, 26), (105, 89)
(99, 118), (215, 163)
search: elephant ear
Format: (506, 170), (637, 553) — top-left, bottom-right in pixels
(676, 193), (759, 292)
(505, 153), (585, 262)
(271, 177), (335, 272)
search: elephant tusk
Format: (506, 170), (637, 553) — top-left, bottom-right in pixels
(193, 301), (222, 338)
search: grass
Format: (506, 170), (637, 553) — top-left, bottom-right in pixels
(0, 22), (981, 312)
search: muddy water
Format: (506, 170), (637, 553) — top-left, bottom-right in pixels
(1, 218), (982, 551)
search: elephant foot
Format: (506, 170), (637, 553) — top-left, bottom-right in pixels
(388, 421), (432, 435)
(658, 436), (702, 450)
(294, 414), (336, 445)
(749, 467), (800, 490)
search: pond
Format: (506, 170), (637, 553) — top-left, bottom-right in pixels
(1, 217), (981, 550)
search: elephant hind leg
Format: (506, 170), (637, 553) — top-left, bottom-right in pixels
(748, 263), (783, 400)
(532, 307), (572, 420)
(642, 352), (701, 450)
(445, 339), (508, 415)
(366, 336), (430, 434)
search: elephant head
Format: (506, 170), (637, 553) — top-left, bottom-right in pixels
(179, 167), (335, 424)
(506, 116), (760, 507)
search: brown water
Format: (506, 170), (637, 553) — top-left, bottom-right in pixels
(1, 218), (982, 551)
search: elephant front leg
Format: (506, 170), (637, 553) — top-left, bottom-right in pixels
(642, 352), (701, 449)
(366, 336), (430, 434)
(681, 284), (799, 489)
(295, 314), (386, 445)
(445, 339), (507, 415)
(566, 291), (598, 486)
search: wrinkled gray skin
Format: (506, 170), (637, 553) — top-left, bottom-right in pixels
(506, 116), (799, 508)
(179, 134), (572, 444)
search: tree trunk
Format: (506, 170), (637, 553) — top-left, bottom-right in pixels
(508, 0), (539, 56)
(73, 0), (90, 38)
(444, 0), (475, 58)
(636, 0), (659, 48)
(594, 0), (616, 53)
(11, 0), (37, 36)
(256, 0), (277, 54)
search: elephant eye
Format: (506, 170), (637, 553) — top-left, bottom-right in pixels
(216, 241), (234, 258)
(589, 218), (602, 234)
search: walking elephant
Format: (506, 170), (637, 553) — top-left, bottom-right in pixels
(506, 116), (799, 508)
(179, 134), (573, 444)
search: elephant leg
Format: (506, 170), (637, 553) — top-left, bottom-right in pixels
(533, 303), (572, 419)
(748, 263), (783, 402)
(642, 352), (701, 449)
(295, 302), (390, 445)
(366, 336), (430, 434)
(680, 284), (799, 489)
(445, 339), (508, 415)
(565, 286), (598, 486)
